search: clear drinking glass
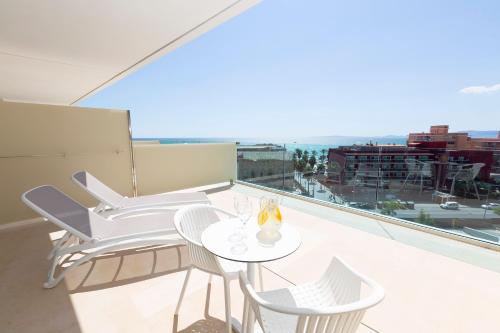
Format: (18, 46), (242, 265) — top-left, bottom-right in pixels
(229, 195), (252, 254)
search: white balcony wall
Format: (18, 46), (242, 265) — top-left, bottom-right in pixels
(133, 143), (236, 195)
(0, 100), (134, 224)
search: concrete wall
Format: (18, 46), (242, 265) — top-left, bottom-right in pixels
(133, 143), (236, 195)
(0, 100), (134, 224)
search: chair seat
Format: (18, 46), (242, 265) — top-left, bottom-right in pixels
(257, 281), (340, 333)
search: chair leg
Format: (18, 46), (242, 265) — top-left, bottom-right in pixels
(48, 231), (70, 260)
(175, 266), (192, 315)
(223, 277), (232, 333)
(204, 274), (213, 318)
(44, 247), (108, 288)
(242, 296), (249, 333)
(44, 253), (60, 288)
(258, 264), (264, 291)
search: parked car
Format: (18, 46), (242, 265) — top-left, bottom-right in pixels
(440, 201), (459, 210)
(481, 203), (499, 210)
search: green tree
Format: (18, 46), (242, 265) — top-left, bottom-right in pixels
(308, 155), (317, 168)
(301, 150), (310, 170)
(317, 163), (326, 172)
(295, 148), (303, 160)
(303, 150), (309, 160)
(319, 149), (327, 164)
(494, 207), (500, 216)
(380, 201), (404, 216)
(293, 148), (304, 171)
(296, 159), (307, 172)
(416, 209), (434, 226)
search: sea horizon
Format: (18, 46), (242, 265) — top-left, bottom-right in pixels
(133, 136), (409, 153)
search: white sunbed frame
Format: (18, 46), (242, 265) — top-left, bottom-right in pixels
(22, 185), (186, 288)
(71, 170), (211, 215)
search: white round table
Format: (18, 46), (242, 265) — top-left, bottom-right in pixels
(201, 218), (301, 333)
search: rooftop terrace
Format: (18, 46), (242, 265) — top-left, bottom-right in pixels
(2, 183), (500, 333)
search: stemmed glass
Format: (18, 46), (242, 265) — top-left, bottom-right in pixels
(229, 195), (252, 254)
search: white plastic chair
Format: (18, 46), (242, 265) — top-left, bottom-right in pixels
(173, 204), (262, 333)
(22, 185), (184, 288)
(239, 256), (384, 333)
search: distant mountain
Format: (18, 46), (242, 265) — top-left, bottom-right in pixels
(458, 130), (499, 138)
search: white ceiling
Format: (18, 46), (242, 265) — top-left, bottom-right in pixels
(0, 0), (260, 105)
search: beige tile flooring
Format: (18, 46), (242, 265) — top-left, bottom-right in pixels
(1, 184), (500, 333)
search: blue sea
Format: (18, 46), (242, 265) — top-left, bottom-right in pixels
(135, 136), (407, 153)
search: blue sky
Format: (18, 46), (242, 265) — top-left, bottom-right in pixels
(78, 0), (500, 138)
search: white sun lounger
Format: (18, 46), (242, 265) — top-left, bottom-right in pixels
(22, 185), (185, 288)
(72, 171), (210, 214)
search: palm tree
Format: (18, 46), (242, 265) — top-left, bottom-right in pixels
(296, 159), (307, 172)
(293, 148), (304, 171)
(494, 207), (500, 216)
(320, 149), (327, 164)
(308, 155), (317, 169)
(295, 148), (303, 160)
(303, 150), (309, 160)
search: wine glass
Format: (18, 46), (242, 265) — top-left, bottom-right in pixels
(235, 195), (252, 229)
(229, 195), (252, 254)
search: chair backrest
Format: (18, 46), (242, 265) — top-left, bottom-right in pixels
(22, 185), (99, 242)
(173, 205), (221, 274)
(239, 256), (384, 333)
(72, 171), (124, 208)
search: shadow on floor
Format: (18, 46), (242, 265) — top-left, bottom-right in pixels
(177, 318), (233, 333)
(203, 183), (234, 195)
(65, 244), (189, 293)
(173, 276), (240, 333)
(0, 223), (83, 333)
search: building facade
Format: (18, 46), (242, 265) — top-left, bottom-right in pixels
(408, 125), (500, 175)
(327, 143), (494, 187)
(327, 144), (436, 185)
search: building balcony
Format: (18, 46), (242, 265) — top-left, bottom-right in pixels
(2, 181), (500, 333)
(2, 2), (500, 332)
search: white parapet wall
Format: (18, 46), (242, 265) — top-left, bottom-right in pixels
(133, 143), (236, 195)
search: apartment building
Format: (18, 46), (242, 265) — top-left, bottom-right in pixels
(327, 144), (435, 184)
